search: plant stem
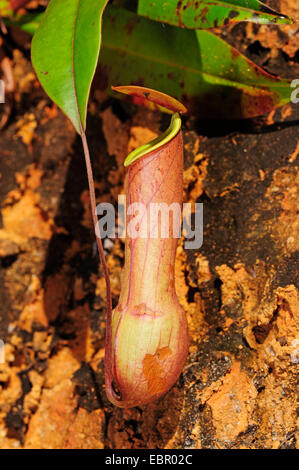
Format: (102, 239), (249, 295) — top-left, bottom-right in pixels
(80, 131), (113, 387)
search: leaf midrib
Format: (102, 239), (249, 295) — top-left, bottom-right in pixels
(72, 0), (83, 134)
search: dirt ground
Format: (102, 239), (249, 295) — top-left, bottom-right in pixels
(0, 0), (298, 449)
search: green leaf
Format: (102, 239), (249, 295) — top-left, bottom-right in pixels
(137, 0), (293, 29)
(101, 6), (292, 119)
(31, 0), (109, 134)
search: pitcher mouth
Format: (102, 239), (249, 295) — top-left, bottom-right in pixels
(124, 112), (182, 167)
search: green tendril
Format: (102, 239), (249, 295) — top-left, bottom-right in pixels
(124, 112), (182, 167)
